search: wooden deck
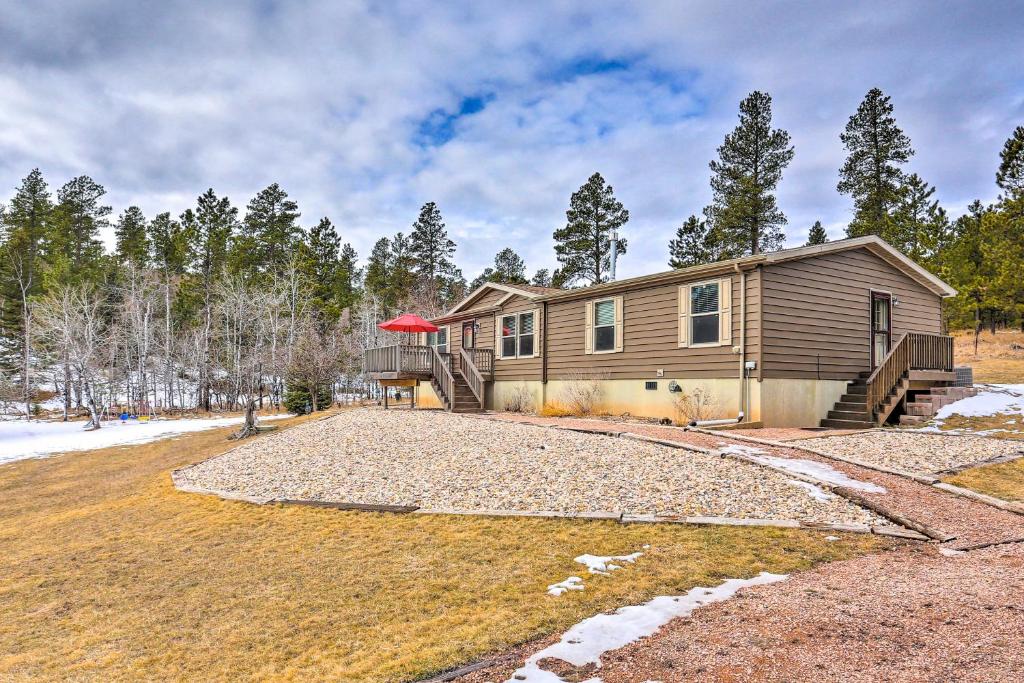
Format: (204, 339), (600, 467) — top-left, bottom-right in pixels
(363, 344), (494, 412)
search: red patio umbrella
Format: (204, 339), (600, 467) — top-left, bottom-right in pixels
(378, 313), (438, 343)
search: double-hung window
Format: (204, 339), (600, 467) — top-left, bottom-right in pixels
(426, 326), (448, 354)
(498, 311), (537, 358)
(584, 296), (623, 354)
(593, 299), (616, 352)
(679, 278), (731, 347)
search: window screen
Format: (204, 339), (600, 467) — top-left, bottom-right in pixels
(593, 299), (616, 352)
(518, 312), (535, 357)
(501, 315), (517, 358)
(690, 282), (720, 345)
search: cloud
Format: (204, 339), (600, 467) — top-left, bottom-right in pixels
(1, 0), (1022, 279)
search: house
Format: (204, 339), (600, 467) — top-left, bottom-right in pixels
(364, 235), (958, 428)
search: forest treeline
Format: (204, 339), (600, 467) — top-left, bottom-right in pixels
(1, 86), (1022, 423)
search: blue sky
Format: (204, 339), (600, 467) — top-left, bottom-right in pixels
(1, 0), (1022, 279)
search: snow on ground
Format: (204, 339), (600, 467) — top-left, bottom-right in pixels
(0, 414), (290, 465)
(925, 384), (1024, 430)
(509, 572), (788, 682)
(575, 552), (644, 575)
(547, 577), (585, 596)
(787, 480), (834, 502)
(748, 454), (887, 494)
(716, 442), (886, 494)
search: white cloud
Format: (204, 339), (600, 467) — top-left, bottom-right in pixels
(1, 0), (1022, 279)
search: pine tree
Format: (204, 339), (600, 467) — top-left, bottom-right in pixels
(806, 220), (828, 245)
(891, 173), (940, 259)
(553, 172), (629, 285)
(114, 206), (149, 267)
(363, 237), (391, 303)
(492, 247), (527, 284)
(0, 169), (53, 411)
(706, 91), (794, 257)
(50, 175), (110, 285)
(189, 189), (238, 283)
(232, 183), (301, 280)
(409, 202), (456, 284)
(997, 125), (1024, 199)
(531, 269), (552, 287)
(148, 212), (189, 276)
(298, 217), (342, 321)
(838, 88), (914, 238)
(668, 215), (714, 268)
(336, 242), (360, 313)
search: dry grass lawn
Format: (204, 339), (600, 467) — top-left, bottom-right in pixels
(0, 410), (884, 682)
(946, 457), (1024, 503)
(953, 329), (1024, 383)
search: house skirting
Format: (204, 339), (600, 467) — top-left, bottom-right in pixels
(416, 377), (850, 427)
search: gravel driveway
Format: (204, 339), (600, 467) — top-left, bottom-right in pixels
(802, 431), (1024, 475)
(175, 408), (883, 525)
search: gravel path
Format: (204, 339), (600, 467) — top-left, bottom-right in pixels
(802, 430), (1024, 475)
(469, 415), (1024, 549)
(175, 409), (883, 525)
(462, 543), (1024, 683)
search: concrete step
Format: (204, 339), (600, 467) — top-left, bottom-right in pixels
(899, 414), (929, 425)
(905, 402), (937, 416)
(828, 409), (871, 421)
(821, 418), (876, 429)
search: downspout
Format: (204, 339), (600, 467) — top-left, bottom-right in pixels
(541, 300), (549, 408)
(736, 264), (747, 423)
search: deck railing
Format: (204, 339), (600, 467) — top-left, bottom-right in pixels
(431, 347), (455, 409)
(463, 347), (494, 379)
(363, 344), (432, 374)
(866, 332), (953, 417)
(459, 348), (490, 409)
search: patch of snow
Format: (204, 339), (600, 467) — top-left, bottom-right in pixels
(548, 577), (585, 596)
(0, 414), (290, 465)
(748, 454), (886, 494)
(930, 384), (1024, 426)
(825, 535), (840, 542)
(787, 479), (834, 502)
(575, 552), (643, 575)
(507, 572), (788, 682)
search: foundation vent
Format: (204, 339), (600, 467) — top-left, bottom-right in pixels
(645, 381), (658, 391)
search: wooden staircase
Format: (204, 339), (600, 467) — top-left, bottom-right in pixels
(364, 343), (493, 414)
(820, 332), (956, 429)
(432, 371), (484, 413)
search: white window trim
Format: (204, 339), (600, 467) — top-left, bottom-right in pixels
(678, 277), (731, 348)
(585, 295), (624, 355)
(425, 325), (450, 354)
(495, 309), (539, 359)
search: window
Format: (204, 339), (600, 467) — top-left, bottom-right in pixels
(518, 312), (535, 357)
(498, 311), (538, 359)
(594, 299), (616, 352)
(679, 278), (731, 348)
(585, 296), (623, 354)
(426, 326), (448, 354)
(690, 282), (719, 345)
(500, 315), (517, 358)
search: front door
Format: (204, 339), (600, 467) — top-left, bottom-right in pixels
(871, 292), (892, 367)
(462, 320), (475, 350)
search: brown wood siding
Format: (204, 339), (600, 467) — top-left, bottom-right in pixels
(493, 295), (542, 381)
(761, 247), (942, 379)
(545, 274), (756, 380)
(461, 288), (505, 313)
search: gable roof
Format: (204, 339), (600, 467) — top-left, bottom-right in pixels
(435, 235), (954, 322)
(533, 235), (955, 303)
(442, 281), (563, 318)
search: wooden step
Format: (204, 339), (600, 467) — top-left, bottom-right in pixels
(840, 393), (868, 403)
(845, 384), (867, 395)
(820, 418), (875, 429)
(828, 409), (872, 421)
(834, 401), (869, 412)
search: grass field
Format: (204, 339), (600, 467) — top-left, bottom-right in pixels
(0, 410), (883, 682)
(953, 328), (1024, 382)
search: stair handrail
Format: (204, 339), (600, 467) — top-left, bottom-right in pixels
(865, 333), (910, 418)
(430, 347), (456, 410)
(459, 348), (488, 409)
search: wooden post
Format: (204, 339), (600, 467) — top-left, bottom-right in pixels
(384, 386), (389, 410)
